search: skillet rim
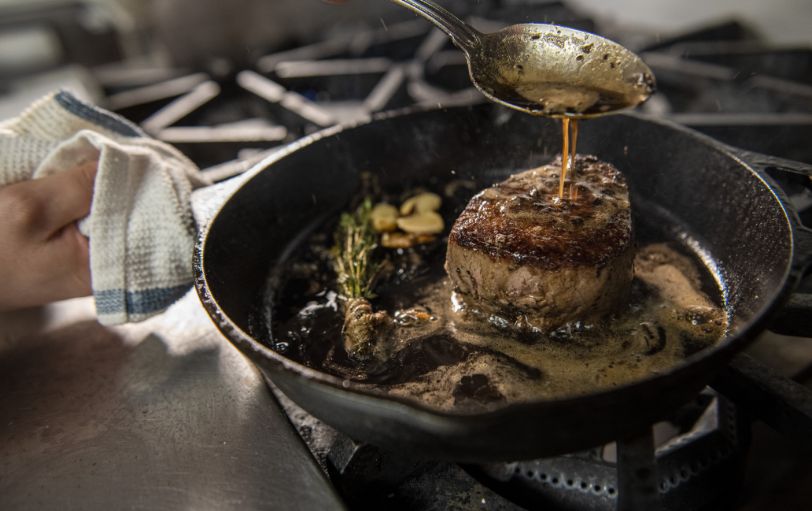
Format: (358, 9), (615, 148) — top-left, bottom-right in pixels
(194, 103), (801, 421)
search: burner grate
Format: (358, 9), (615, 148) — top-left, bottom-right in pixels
(475, 390), (748, 511)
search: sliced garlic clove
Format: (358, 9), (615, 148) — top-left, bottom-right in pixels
(400, 192), (442, 216)
(396, 211), (444, 235)
(370, 203), (399, 232)
(415, 192), (443, 213)
(381, 232), (414, 249)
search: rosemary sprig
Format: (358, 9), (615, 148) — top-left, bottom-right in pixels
(333, 198), (380, 300)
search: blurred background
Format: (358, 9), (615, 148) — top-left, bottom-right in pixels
(1, 1), (811, 296)
(1, 0), (811, 175)
(571, 0), (812, 45)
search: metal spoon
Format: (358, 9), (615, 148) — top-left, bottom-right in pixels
(390, 0), (656, 118)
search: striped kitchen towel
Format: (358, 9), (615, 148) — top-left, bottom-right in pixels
(0, 90), (209, 324)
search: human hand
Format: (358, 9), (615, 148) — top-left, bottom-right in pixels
(0, 161), (97, 310)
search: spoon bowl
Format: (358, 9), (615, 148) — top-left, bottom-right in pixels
(471, 24), (655, 117)
(391, 0), (655, 118)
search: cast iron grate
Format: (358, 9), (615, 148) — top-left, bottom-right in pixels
(99, 1), (812, 174)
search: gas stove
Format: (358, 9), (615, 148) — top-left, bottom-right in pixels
(4, 1), (810, 510)
(100, 2), (811, 510)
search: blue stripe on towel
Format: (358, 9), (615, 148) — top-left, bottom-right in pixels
(55, 90), (145, 137)
(96, 284), (190, 315)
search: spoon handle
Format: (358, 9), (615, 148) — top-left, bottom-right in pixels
(389, 0), (480, 51)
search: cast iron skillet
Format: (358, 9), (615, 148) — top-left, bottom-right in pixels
(194, 103), (812, 462)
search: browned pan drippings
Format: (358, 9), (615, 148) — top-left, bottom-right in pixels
(269, 182), (727, 412)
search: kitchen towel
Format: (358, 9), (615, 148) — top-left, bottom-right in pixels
(0, 90), (209, 324)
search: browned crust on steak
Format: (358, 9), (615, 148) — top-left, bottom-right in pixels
(448, 155), (631, 270)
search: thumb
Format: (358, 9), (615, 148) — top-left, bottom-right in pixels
(31, 161), (98, 236)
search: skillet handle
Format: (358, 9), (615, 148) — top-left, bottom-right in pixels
(728, 146), (812, 336)
(729, 147), (812, 178)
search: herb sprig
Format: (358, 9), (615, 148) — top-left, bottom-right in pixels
(333, 198), (380, 300)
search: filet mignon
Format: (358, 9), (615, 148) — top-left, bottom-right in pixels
(445, 154), (633, 332)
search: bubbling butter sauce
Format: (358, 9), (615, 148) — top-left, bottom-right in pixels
(265, 202), (728, 412)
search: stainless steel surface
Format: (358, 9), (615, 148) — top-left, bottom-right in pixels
(390, 0), (655, 117)
(0, 292), (345, 510)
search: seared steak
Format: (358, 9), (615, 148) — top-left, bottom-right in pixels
(445, 155), (633, 332)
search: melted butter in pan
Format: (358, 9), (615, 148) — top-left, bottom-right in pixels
(376, 243), (725, 410)
(271, 233), (727, 411)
